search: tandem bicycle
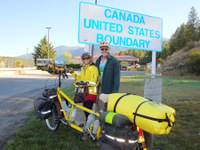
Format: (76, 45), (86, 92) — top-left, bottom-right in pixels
(42, 62), (147, 150)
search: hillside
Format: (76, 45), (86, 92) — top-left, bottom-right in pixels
(161, 42), (200, 76)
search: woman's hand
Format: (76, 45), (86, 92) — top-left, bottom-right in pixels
(69, 69), (74, 73)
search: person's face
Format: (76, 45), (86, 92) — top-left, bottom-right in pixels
(100, 46), (109, 58)
(82, 56), (91, 65)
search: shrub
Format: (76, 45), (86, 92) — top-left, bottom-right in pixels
(184, 41), (194, 51)
(16, 60), (22, 67)
(178, 63), (184, 76)
(66, 63), (82, 69)
(178, 63), (183, 70)
(186, 50), (200, 75)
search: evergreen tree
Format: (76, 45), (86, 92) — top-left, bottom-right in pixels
(185, 7), (200, 42)
(169, 24), (187, 54)
(160, 40), (170, 59)
(32, 36), (56, 65)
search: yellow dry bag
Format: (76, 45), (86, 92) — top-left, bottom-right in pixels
(107, 93), (175, 135)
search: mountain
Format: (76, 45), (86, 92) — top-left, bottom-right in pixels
(17, 53), (33, 59)
(17, 45), (85, 60)
(17, 45), (129, 60)
(54, 45), (85, 60)
(163, 37), (170, 41)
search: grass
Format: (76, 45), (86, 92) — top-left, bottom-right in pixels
(5, 75), (200, 150)
(120, 75), (200, 150)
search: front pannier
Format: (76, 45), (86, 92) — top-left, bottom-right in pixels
(46, 60), (66, 75)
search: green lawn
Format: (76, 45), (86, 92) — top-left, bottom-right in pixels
(5, 75), (200, 150)
(120, 75), (200, 150)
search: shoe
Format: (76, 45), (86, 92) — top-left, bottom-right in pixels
(81, 132), (89, 141)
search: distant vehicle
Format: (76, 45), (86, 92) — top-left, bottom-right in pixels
(136, 64), (140, 68)
(121, 66), (127, 70)
(36, 58), (53, 69)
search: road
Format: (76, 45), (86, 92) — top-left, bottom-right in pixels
(0, 72), (74, 149)
(121, 70), (145, 76)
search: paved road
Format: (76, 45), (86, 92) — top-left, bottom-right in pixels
(120, 70), (146, 76)
(0, 72), (74, 149)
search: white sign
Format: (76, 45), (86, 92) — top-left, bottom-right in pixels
(78, 2), (163, 52)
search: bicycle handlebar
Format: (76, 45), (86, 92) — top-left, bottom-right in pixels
(74, 81), (92, 88)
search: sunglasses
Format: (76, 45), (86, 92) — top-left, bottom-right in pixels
(101, 48), (109, 51)
(82, 57), (90, 60)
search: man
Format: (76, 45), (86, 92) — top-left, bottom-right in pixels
(96, 41), (120, 94)
(95, 41), (120, 110)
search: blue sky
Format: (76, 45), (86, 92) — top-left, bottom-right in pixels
(0, 0), (199, 57)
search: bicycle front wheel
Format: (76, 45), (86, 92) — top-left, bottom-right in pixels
(46, 102), (60, 131)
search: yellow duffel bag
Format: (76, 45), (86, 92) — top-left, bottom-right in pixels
(107, 93), (175, 135)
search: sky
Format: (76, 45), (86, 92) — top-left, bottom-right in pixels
(0, 0), (200, 57)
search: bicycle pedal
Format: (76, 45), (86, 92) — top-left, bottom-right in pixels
(79, 123), (84, 127)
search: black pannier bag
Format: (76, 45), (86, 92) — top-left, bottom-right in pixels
(33, 88), (57, 120)
(74, 92), (86, 103)
(74, 87), (86, 103)
(35, 100), (54, 120)
(43, 88), (57, 98)
(33, 97), (46, 110)
(98, 111), (138, 150)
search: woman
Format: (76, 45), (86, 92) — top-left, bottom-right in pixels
(70, 52), (99, 140)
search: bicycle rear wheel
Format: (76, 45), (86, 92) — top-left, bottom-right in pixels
(46, 102), (60, 131)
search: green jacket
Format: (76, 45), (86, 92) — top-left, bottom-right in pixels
(96, 54), (120, 94)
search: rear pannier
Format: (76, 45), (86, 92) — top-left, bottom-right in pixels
(35, 100), (54, 120)
(33, 88), (57, 120)
(98, 111), (138, 150)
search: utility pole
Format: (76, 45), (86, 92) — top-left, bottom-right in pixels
(27, 48), (28, 67)
(46, 27), (52, 59)
(91, 0), (98, 59)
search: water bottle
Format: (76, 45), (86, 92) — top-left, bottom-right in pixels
(99, 109), (104, 114)
(85, 114), (95, 129)
(71, 108), (77, 122)
(66, 103), (72, 118)
(92, 119), (100, 135)
(62, 99), (68, 112)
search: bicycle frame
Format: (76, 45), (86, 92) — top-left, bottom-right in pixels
(56, 73), (101, 139)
